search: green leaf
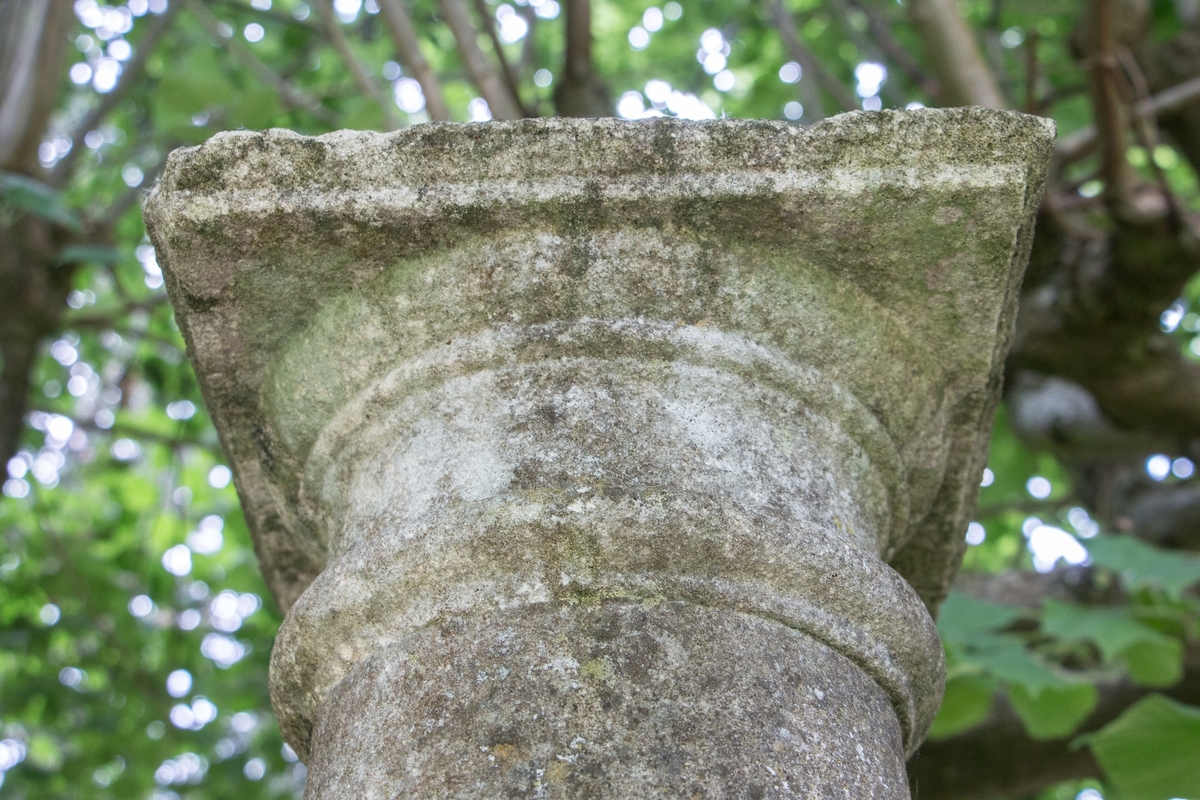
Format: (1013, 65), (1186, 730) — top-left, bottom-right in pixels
(1123, 637), (1184, 687)
(936, 591), (1023, 644)
(56, 245), (125, 266)
(228, 84), (284, 131)
(26, 733), (64, 772)
(112, 473), (157, 514)
(1088, 535), (1200, 598)
(1041, 600), (1176, 663)
(968, 637), (1074, 694)
(1084, 695), (1200, 799)
(928, 674), (996, 739)
(0, 171), (82, 231)
(155, 47), (235, 115)
(940, 597), (1077, 701)
(1008, 682), (1098, 740)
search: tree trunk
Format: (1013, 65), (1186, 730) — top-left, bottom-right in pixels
(0, 0), (75, 466)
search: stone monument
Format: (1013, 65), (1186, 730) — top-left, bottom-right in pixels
(144, 108), (1053, 798)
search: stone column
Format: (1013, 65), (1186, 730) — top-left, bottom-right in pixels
(144, 109), (1053, 798)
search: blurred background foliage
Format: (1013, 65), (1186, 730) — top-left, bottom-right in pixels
(2, 0), (1200, 798)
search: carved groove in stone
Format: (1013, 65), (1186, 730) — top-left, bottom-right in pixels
(276, 319), (934, 761)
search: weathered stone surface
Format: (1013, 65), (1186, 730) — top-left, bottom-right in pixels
(144, 109), (1053, 796)
(306, 603), (910, 799)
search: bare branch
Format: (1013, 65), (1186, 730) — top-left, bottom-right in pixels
(906, 0), (1006, 108)
(50, 2), (182, 185)
(316, 0), (401, 130)
(562, 0), (590, 95)
(953, 567), (1125, 608)
(0, 0), (77, 464)
(1058, 73), (1200, 161)
(1117, 48), (1192, 226)
(0, 0), (74, 173)
(1144, 72), (1200, 118)
(1015, 301), (1200, 436)
(553, 0), (609, 117)
(67, 298), (168, 331)
(377, 0), (450, 121)
(1093, 0), (1134, 210)
(518, 5), (538, 78)
(975, 496), (1076, 520)
(1011, 67), (1200, 448)
(186, 0), (340, 126)
(845, 0), (939, 98)
(1125, 483), (1200, 550)
(825, 0), (906, 108)
(36, 403), (200, 448)
(471, 0), (533, 116)
(0, 214), (73, 467)
(766, 0), (855, 121)
(214, 0), (321, 30)
(1024, 31), (1041, 113)
(437, 0), (523, 119)
(65, 296), (177, 352)
(91, 145), (174, 227)
(97, 184), (147, 229)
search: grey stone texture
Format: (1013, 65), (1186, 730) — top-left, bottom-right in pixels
(144, 109), (1053, 798)
(306, 603), (910, 799)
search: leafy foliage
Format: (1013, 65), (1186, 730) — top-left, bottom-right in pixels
(3, 0), (1200, 798)
(1082, 695), (1200, 800)
(1088, 536), (1200, 600)
(0, 173), (82, 231)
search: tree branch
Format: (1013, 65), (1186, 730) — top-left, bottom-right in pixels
(187, 0), (340, 126)
(974, 496), (1077, 520)
(471, 0), (533, 117)
(50, 1), (182, 185)
(376, 0), (450, 121)
(1004, 369), (1200, 554)
(214, 0), (321, 30)
(90, 144), (174, 228)
(825, 0), (905, 108)
(552, 0), (609, 117)
(906, 0), (1006, 108)
(0, 0), (74, 173)
(1024, 30), (1041, 113)
(1122, 482), (1200, 550)
(316, 0), (401, 130)
(1146, 73), (1200, 118)
(437, 0), (523, 119)
(766, 0), (854, 121)
(36, 403), (200, 448)
(518, 5), (538, 79)
(66, 297), (168, 332)
(1006, 20), (1200, 473)
(1004, 370), (1169, 462)
(1010, 216), (1200, 441)
(1058, 73), (1200, 162)
(0, 0), (77, 468)
(0, 214), (74, 468)
(953, 566), (1125, 608)
(845, 0), (939, 98)
(1092, 0), (1135, 211)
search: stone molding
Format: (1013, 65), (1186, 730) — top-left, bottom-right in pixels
(144, 109), (1054, 794)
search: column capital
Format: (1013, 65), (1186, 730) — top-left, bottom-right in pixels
(145, 110), (1053, 792)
